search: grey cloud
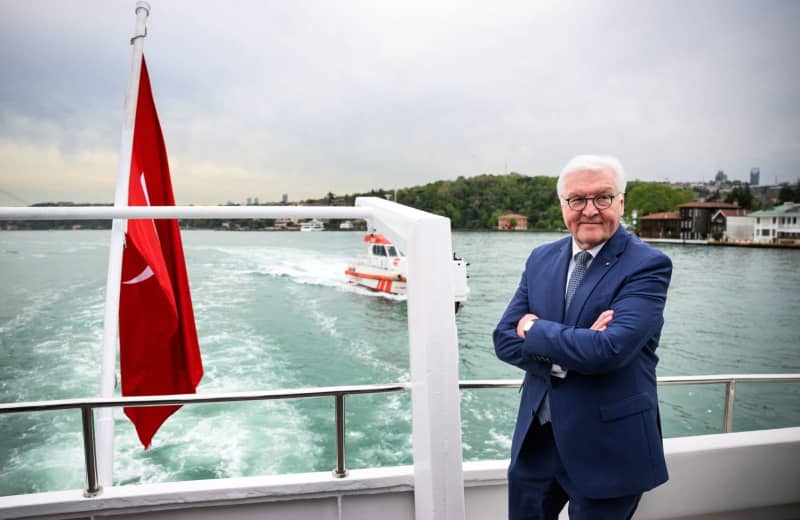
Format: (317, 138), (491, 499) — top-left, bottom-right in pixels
(1, 0), (798, 204)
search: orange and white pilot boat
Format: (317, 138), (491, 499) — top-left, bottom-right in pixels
(345, 233), (469, 311)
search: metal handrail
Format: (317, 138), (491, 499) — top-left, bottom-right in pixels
(655, 374), (800, 433)
(1, 374), (797, 497)
(0, 383), (409, 495)
(0, 205), (373, 221)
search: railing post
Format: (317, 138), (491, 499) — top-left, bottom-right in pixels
(332, 394), (348, 478)
(723, 380), (736, 433)
(81, 407), (102, 497)
(405, 217), (467, 520)
(355, 196), (467, 520)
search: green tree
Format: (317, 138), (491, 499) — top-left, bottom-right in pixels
(625, 182), (693, 220)
(778, 181), (800, 203)
(725, 182), (754, 209)
(624, 182), (693, 233)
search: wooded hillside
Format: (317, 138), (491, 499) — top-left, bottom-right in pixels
(341, 174), (695, 231)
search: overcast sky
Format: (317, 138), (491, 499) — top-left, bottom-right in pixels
(0, 0), (798, 205)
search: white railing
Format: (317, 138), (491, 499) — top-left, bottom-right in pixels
(0, 198), (466, 520)
(0, 205), (371, 221)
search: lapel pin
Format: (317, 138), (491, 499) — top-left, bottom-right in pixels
(604, 261), (610, 267)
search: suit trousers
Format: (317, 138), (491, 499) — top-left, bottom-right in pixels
(507, 421), (641, 520)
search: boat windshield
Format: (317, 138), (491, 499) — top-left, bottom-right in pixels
(372, 245), (388, 256)
(387, 246), (400, 257)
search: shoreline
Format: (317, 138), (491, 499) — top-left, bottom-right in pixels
(643, 237), (800, 249)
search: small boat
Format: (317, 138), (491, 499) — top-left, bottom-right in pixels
(345, 233), (469, 311)
(300, 219), (325, 232)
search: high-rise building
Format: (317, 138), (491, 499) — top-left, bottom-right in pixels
(750, 167), (760, 186)
(281, 193), (289, 204)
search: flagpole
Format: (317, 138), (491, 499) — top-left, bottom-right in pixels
(97, 0), (151, 488)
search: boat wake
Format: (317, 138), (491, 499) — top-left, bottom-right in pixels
(211, 245), (407, 302)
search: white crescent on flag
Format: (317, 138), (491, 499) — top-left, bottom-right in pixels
(123, 265), (155, 285)
(123, 172), (154, 285)
(138, 172), (151, 206)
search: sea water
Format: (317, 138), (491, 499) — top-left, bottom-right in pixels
(0, 229), (798, 495)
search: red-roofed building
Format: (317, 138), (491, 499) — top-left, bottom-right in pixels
(497, 213), (528, 231)
(640, 211), (681, 238)
(679, 201), (744, 239)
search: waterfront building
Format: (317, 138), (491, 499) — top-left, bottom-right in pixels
(711, 209), (753, 241)
(497, 213), (528, 230)
(273, 217), (293, 229)
(639, 211), (681, 239)
(679, 201), (742, 240)
(751, 202), (800, 244)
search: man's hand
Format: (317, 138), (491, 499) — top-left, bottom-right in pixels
(591, 309), (614, 331)
(516, 313), (540, 339)
(517, 310), (613, 338)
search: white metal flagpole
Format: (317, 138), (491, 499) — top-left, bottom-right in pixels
(97, 0), (151, 489)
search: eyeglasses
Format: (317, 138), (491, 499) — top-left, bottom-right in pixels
(563, 193), (621, 211)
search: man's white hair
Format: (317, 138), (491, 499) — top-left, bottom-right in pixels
(557, 155), (627, 198)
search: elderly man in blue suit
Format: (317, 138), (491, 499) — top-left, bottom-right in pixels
(493, 155), (672, 519)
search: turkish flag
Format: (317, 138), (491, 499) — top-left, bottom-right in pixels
(119, 56), (203, 449)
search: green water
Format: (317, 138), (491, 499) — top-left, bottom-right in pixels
(1, 230), (798, 495)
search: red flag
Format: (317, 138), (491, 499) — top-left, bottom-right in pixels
(119, 56), (203, 449)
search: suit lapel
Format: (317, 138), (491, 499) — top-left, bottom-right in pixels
(564, 227), (629, 324)
(533, 237), (572, 322)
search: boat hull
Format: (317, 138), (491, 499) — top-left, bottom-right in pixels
(345, 266), (407, 295)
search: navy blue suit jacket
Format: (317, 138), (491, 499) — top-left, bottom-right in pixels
(493, 226), (671, 499)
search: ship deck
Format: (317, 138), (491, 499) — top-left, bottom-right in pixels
(2, 426), (799, 519)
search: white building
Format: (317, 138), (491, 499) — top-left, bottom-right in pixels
(726, 215), (754, 241)
(751, 202), (800, 244)
(711, 209), (754, 241)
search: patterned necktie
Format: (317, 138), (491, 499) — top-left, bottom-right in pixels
(565, 250), (592, 311)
